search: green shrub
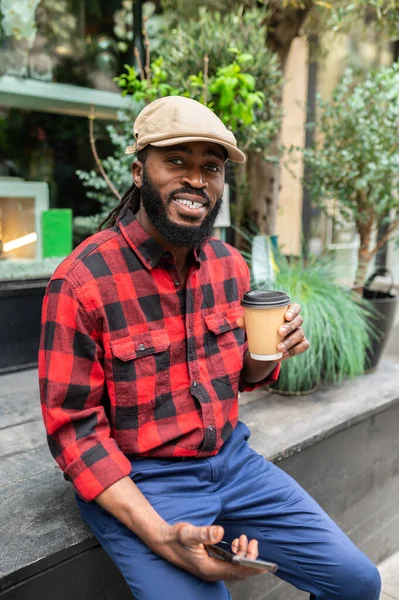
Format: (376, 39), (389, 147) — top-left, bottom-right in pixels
(270, 259), (374, 393)
(238, 233), (375, 393)
(299, 64), (399, 286)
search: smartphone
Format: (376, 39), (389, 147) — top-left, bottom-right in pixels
(206, 540), (278, 573)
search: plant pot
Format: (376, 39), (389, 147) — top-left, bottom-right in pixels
(363, 295), (397, 370)
(0, 278), (48, 374)
(360, 269), (398, 371)
(270, 383), (318, 396)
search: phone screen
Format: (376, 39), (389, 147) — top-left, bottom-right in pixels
(206, 541), (278, 573)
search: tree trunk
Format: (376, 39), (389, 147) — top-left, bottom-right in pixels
(243, 2), (314, 241)
(233, 161), (249, 247)
(247, 147), (280, 235)
(355, 221), (373, 287)
(264, 2), (314, 68)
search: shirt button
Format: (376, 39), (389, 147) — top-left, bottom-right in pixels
(208, 425), (213, 432)
(139, 343), (146, 351)
(174, 280), (179, 287)
(187, 328), (191, 335)
(192, 380), (197, 387)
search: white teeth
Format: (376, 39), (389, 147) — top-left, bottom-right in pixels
(175, 198), (203, 209)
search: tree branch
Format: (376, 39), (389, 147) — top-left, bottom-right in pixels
(370, 218), (399, 257)
(134, 47), (145, 81)
(89, 105), (121, 202)
(203, 54), (209, 105)
(143, 16), (151, 84)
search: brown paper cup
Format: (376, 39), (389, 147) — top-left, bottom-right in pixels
(241, 290), (291, 361)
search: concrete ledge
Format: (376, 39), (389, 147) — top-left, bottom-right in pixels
(1, 360), (399, 597)
(240, 359), (399, 463)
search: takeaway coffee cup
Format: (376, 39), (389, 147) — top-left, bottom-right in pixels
(241, 290), (291, 360)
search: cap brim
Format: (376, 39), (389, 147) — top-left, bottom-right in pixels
(125, 144), (137, 155)
(125, 136), (246, 163)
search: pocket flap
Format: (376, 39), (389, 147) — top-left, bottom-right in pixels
(111, 330), (170, 361)
(204, 306), (243, 335)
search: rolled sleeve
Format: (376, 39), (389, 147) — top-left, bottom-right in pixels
(239, 360), (281, 393)
(39, 277), (131, 501)
(65, 438), (132, 501)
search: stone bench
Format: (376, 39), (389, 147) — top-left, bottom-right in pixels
(1, 361), (399, 600)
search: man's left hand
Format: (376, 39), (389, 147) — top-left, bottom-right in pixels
(277, 304), (310, 360)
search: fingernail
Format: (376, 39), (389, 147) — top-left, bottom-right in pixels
(211, 528), (219, 542)
(280, 326), (287, 335)
(278, 343), (286, 351)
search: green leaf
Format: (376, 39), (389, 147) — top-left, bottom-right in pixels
(237, 52), (254, 64)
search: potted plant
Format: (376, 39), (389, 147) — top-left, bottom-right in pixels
(300, 64), (399, 369)
(240, 236), (374, 394)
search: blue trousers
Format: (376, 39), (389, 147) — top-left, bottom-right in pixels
(77, 422), (381, 600)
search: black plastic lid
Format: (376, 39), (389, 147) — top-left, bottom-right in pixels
(241, 290), (291, 308)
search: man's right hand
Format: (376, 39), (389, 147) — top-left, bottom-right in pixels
(151, 522), (268, 582)
(96, 477), (267, 582)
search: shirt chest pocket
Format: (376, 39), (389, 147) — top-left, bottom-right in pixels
(204, 306), (245, 382)
(110, 330), (171, 408)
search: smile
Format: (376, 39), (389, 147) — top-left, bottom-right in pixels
(171, 196), (208, 219)
(174, 197), (205, 210)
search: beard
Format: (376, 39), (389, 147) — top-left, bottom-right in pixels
(139, 167), (224, 248)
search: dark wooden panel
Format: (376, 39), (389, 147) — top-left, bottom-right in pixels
(0, 546), (130, 600)
(0, 282), (46, 374)
(279, 404), (399, 536)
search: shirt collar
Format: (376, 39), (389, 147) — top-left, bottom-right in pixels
(118, 210), (201, 270)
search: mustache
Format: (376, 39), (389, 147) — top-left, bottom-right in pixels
(168, 186), (211, 205)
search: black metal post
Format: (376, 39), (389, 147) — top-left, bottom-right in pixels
(302, 36), (319, 258)
(130, 0), (145, 76)
(375, 39), (399, 268)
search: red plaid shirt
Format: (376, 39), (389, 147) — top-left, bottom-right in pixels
(39, 211), (279, 501)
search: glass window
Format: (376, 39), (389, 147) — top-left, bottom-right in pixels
(0, 105), (114, 281)
(0, 195), (38, 260)
(0, 0), (135, 90)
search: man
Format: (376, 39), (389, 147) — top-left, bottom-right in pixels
(39, 96), (380, 600)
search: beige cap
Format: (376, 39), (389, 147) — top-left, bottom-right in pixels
(125, 96), (246, 163)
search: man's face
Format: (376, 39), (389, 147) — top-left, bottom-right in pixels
(133, 141), (226, 248)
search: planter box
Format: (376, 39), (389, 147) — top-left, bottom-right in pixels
(0, 278), (48, 374)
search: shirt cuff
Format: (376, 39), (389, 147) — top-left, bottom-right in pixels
(64, 438), (132, 502)
(239, 362), (281, 393)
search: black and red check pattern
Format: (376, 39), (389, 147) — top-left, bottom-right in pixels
(39, 211), (279, 501)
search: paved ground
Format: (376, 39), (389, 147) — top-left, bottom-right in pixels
(378, 315), (399, 599)
(384, 322), (399, 363)
(379, 551), (399, 600)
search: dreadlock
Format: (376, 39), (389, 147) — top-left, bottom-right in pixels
(99, 148), (148, 230)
